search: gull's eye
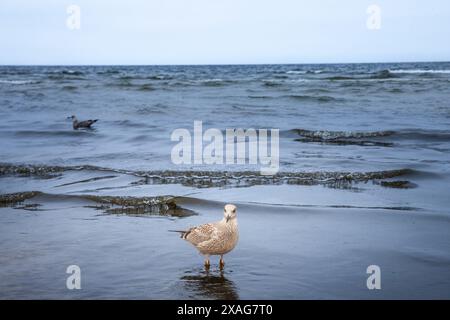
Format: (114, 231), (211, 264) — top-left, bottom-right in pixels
(233, 209), (236, 213)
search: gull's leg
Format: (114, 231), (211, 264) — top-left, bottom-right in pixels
(219, 255), (225, 269)
(204, 255), (210, 270)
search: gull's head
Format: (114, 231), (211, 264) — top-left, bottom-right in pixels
(224, 204), (237, 222)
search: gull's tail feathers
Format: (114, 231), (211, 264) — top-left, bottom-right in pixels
(168, 230), (189, 239)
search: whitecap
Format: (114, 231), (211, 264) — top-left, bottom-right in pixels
(0, 79), (40, 85)
(389, 69), (450, 74)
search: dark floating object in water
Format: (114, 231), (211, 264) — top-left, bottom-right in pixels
(68, 115), (98, 130)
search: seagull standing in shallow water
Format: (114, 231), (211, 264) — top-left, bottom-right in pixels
(68, 115), (98, 130)
(171, 204), (239, 270)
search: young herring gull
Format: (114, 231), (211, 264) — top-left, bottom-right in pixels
(68, 115), (98, 130)
(172, 204), (239, 269)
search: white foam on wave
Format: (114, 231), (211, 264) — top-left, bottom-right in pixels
(389, 69), (450, 74)
(286, 70), (307, 74)
(0, 79), (39, 85)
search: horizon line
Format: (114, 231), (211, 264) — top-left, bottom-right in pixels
(1, 59), (450, 67)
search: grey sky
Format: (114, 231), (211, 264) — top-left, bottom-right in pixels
(1, 0), (449, 65)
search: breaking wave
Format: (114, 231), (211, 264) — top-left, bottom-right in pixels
(325, 70), (396, 81)
(47, 70), (85, 76)
(292, 129), (395, 140)
(0, 80), (40, 85)
(389, 69), (450, 74)
(0, 163), (417, 189)
(0, 191), (195, 217)
(290, 128), (450, 142)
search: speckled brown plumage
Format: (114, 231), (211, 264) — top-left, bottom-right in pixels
(176, 204), (239, 269)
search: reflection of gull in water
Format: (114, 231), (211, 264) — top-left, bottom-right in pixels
(181, 269), (239, 300)
(171, 204), (239, 269)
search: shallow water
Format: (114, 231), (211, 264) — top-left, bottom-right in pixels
(1, 63), (450, 299)
(0, 186), (449, 299)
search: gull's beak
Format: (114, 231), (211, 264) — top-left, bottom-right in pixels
(226, 215), (231, 222)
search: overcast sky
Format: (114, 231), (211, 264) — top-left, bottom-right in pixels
(1, 0), (449, 65)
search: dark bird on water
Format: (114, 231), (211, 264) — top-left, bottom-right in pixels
(68, 115), (98, 130)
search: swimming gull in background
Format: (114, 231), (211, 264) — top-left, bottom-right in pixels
(68, 115), (98, 130)
(171, 204), (239, 269)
